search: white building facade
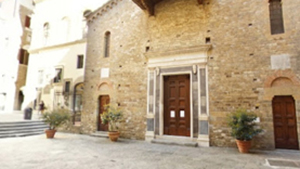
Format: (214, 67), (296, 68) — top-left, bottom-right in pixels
(23, 0), (108, 124)
(0, 0), (33, 113)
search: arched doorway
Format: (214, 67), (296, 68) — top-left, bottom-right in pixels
(98, 95), (110, 131)
(18, 91), (24, 110)
(272, 96), (299, 150)
(73, 83), (84, 125)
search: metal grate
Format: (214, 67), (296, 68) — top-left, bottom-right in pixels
(267, 159), (300, 168)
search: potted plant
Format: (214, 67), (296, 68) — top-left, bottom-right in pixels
(100, 104), (123, 141)
(227, 109), (263, 153)
(41, 109), (71, 139)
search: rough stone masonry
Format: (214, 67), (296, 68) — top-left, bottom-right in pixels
(78, 0), (300, 150)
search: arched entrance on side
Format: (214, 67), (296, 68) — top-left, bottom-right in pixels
(272, 95), (299, 149)
(264, 71), (300, 150)
(97, 95), (110, 131)
(73, 82), (84, 126)
(17, 91), (24, 110)
(97, 80), (113, 131)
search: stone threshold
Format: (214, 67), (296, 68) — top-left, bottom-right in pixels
(151, 135), (198, 147)
(90, 131), (109, 138)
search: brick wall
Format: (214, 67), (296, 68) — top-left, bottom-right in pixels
(83, 0), (300, 148)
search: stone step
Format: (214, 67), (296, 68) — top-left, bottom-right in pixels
(0, 128), (47, 135)
(0, 124), (47, 131)
(90, 131), (109, 138)
(151, 138), (198, 147)
(0, 121), (45, 128)
(0, 131), (45, 138)
(0, 121), (47, 139)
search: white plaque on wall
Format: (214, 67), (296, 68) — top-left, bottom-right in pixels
(271, 54), (290, 70)
(101, 68), (109, 78)
(170, 110), (175, 118)
(180, 110), (185, 117)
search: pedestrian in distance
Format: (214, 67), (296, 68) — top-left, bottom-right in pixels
(39, 100), (45, 115)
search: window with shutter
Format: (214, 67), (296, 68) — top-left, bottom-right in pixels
(269, 0), (284, 35)
(104, 31), (110, 58)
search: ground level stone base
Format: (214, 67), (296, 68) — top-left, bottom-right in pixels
(1, 133), (300, 169)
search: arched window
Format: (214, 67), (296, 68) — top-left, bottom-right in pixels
(43, 22), (50, 45)
(43, 22), (49, 38)
(269, 0), (284, 34)
(83, 10), (92, 18)
(104, 31), (110, 58)
(61, 17), (70, 42)
(73, 83), (84, 126)
(82, 10), (91, 38)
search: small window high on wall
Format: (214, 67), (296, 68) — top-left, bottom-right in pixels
(64, 81), (71, 93)
(18, 49), (29, 65)
(77, 55), (84, 69)
(43, 22), (50, 37)
(104, 31), (110, 58)
(269, 0), (284, 35)
(43, 22), (50, 45)
(25, 15), (31, 28)
(53, 68), (62, 83)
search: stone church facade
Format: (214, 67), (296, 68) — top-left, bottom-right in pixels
(82, 0), (300, 150)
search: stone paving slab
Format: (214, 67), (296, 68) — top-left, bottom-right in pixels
(0, 133), (299, 169)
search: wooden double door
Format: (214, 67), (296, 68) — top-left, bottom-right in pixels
(164, 75), (190, 137)
(98, 95), (110, 131)
(272, 96), (299, 150)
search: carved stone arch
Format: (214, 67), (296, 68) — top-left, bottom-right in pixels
(97, 80), (113, 92)
(271, 77), (293, 87)
(264, 70), (300, 88)
(263, 70), (300, 101)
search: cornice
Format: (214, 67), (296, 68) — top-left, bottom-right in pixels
(29, 38), (87, 54)
(86, 0), (122, 23)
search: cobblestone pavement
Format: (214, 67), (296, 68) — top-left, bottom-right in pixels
(0, 133), (299, 169)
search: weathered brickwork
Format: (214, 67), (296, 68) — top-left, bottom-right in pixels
(207, 0), (300, 149)
(82, 0), (300, 149)
(82, 0), (148, 139)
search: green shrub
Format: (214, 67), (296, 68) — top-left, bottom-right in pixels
(101, 104), (123, 131)
(41, 109), (71, 130)
(227, 109), (263, 141)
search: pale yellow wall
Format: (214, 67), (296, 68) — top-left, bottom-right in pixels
(23, 0), (109, 111)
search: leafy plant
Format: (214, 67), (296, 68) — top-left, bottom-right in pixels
(41, 109), (71, 130)
(101, 104), (123, 131)
(227, 109), (263, 141)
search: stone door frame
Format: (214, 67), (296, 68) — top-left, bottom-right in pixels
(264, 70), (300, 150)
(160, 71), (193, 138)
(145, 44), (211, 146)
(272, 95), (299, 150)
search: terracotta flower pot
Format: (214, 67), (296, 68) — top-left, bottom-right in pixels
(45, 129), (57, 139)
(236, 139), (252, 153)
(108, 131), (120, 142)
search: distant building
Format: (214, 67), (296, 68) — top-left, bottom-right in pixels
(0, 0), (33, 113)
(23, 0), (108, 127)
(14, 0), (34, 111)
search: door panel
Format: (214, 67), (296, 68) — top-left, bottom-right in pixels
(272, 96), (299, 150)
(164, 75), (190, 136)
(98, 95), (110, 131)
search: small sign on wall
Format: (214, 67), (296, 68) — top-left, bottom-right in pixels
(271, 54), (290, 70)
(170, 110), (175, 118)
(180, 110), (185, 117)
(101, 68), (109, 78)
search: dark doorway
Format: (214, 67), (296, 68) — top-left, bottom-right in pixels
(164, 75), (190, 137)
(98, 95), (110, 131)
(272, 96), (299, 150)
(18, 91), (24, 110)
